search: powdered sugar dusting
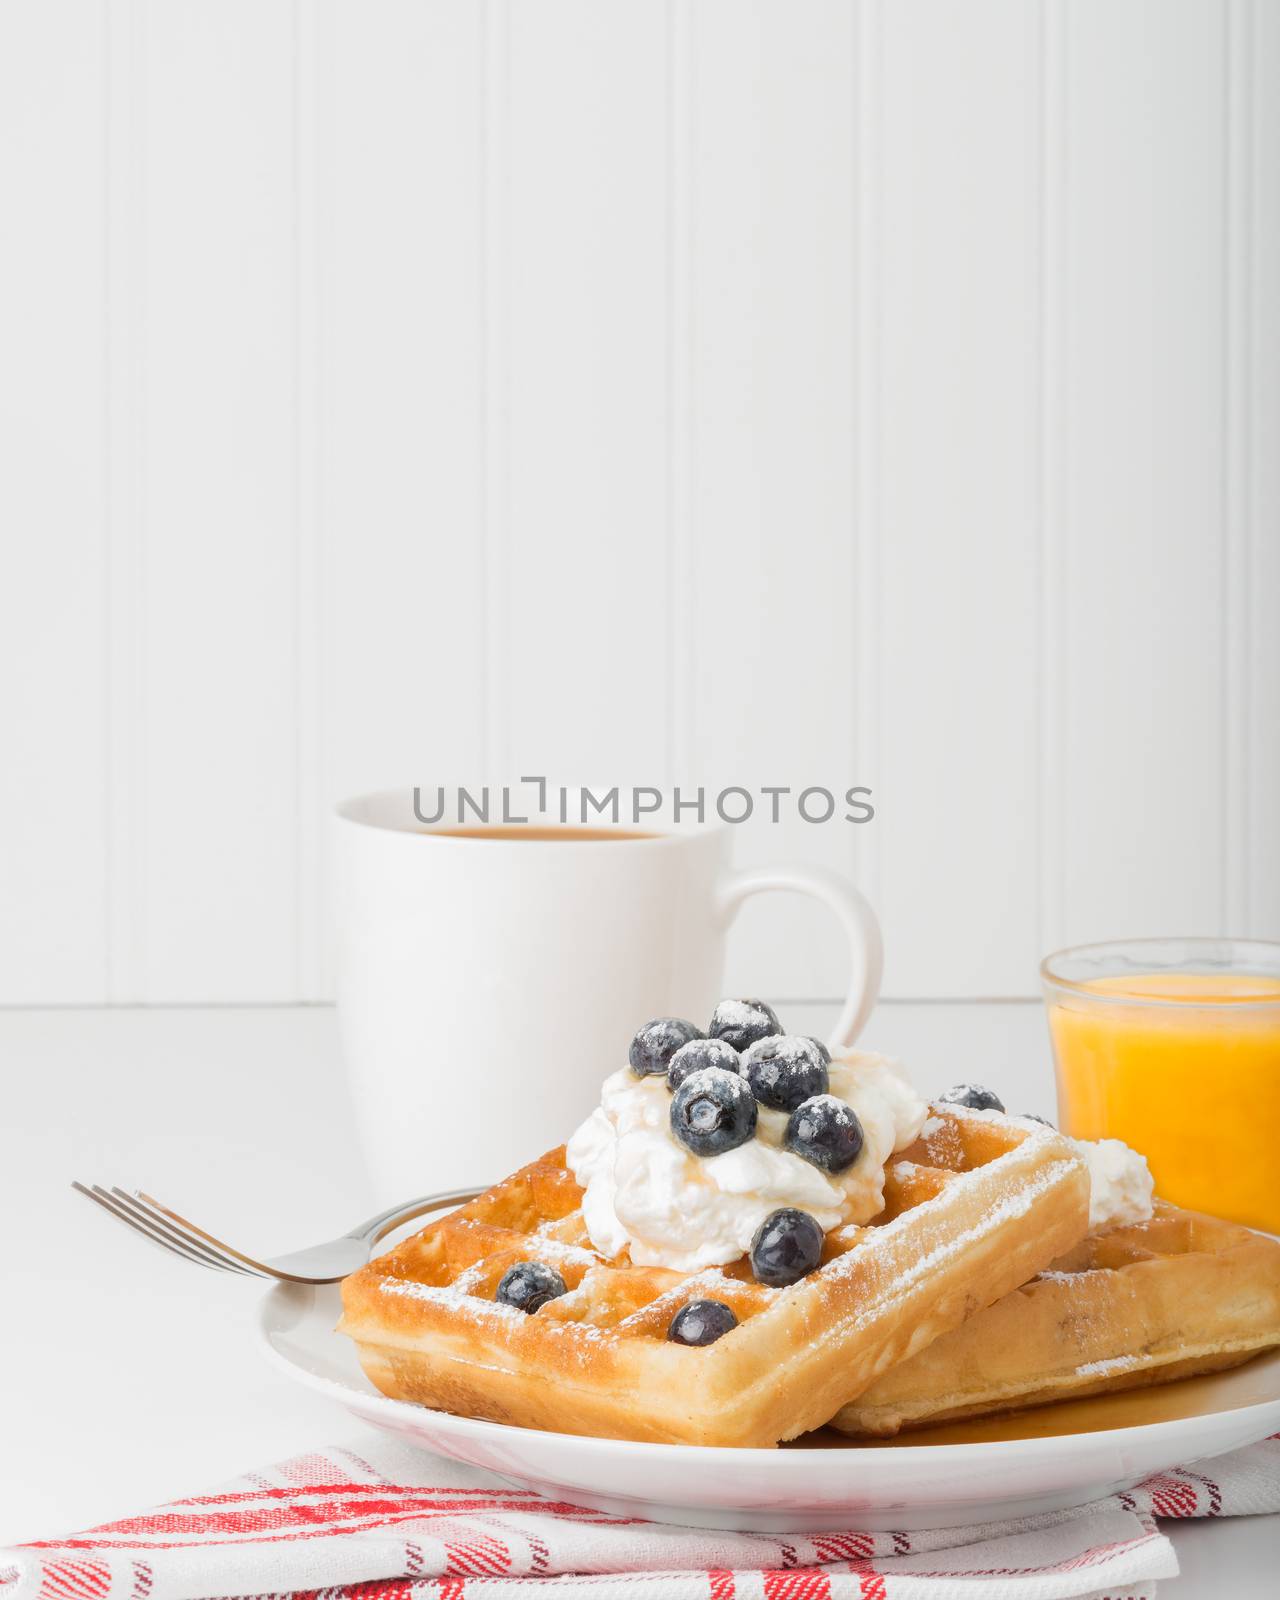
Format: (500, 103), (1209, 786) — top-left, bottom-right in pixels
(1076, 1354), (1140, 1377)
(821, 1151), (1083, 1340)
(382, 1275), (513, 1315)
(714, 1000), (766, 1028)
(522, 1231), (599, 1266)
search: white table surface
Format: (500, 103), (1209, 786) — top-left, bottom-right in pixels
(1, 1002), (1275, 1593)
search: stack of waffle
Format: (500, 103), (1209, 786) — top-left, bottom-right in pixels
(340, 1097), (1280, 1447)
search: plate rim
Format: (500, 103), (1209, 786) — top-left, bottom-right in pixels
(257, 1278), (1280, 1467)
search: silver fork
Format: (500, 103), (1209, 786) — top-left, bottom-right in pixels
(71, 1181), (484, 1283)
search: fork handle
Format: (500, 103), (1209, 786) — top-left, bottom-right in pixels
(349, 1186), (485, 1248)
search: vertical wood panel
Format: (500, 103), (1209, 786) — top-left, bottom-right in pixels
(313, 0), (486, 994)
(105, 0), (148, 1000)
(692, 0), (860, 1001)
(294, 0), (322, 999)
(1249, 0), (1280, 936)
(853, 0), (883, 936)
(876, 0), (1042, 996)
(137, 1), (297, 999)
(665, 0), (696, 785)
(481, 0), (512, 784)
(0, 4), (108, 1003)
(1059, 0), (1228, 947)
(501, 1), (669, 783)
(1039, 0), (1067, 962)
(1223, 0), (1250, 936)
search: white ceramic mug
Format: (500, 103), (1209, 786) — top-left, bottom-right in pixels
(334, 788), (882, 1201)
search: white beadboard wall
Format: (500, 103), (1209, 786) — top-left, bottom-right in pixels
(1, 0), (1277, 1007)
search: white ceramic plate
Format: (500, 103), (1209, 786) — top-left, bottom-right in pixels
(258, 1282), (1280, 1531)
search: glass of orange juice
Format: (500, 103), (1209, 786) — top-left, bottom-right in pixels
(1042, 938), (1280, 1233)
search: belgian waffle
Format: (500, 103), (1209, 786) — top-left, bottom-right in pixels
(338, 1106), (1090, 1447)
(831, 1202), (1280, 1436)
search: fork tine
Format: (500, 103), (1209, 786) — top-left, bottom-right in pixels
(88, 1185), (241, 1272)
(73, 1183), (242, 1274)
(107, 1187), (260, 1277)
(105, 1186), (245, 1274)
(136, 1189), (271, 1277)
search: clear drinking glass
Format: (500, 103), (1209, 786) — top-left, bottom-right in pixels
(1042, 937), (1280, 1233)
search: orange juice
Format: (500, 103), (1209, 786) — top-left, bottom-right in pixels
(1046, 969), (1280, 1233)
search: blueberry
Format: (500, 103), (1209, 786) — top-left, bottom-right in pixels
(1022, 1112), (1055, 1127)
(939, 1083), (1005, 1113)
(805, 1037), (833, 1065)
(629, 1017), (703, 1077)
(495, 1261), (566, 1314)
(708, 998), (783, 1054)
(742, 1035), (829, 1112)
(785, 1094), (864, 1174)
(749, 1208), (825, 1287)
(670, 1067), (758, 1157)
(667, 1298), (739, 1346)
(667, 1036), (741, 1090)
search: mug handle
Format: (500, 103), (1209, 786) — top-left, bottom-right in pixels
(715, 864), (883, 1050)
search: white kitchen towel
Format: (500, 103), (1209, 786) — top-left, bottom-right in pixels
(2, 1433), (1277, 1600)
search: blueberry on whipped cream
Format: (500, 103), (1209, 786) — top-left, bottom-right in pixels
(670, 1067), (757, 1156)
(785, 1094), (864, 1174)
(628, 1017), (703, 1078)
(708, 998), (782, 1054)
(667, 1298), (738, 1346)
(667, 1036), (741, 1090)
(743, 1035), (829, 1112)
(495, 1261), (566, 1314)
(566, 1004), (929, 1272)
(939, 1082), (1005, 1113)
(750, 1207), (824, 1287)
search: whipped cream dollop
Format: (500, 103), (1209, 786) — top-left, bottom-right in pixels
(1074, 1135), (1154, 1230)
(567, 1051), (928, 1271)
